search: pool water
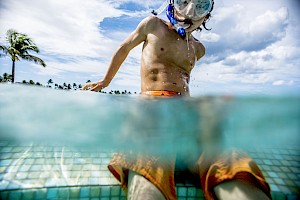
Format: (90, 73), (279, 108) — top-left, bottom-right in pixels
(0, 84), (299, 199)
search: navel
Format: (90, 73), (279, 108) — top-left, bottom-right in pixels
(151, 68), (159, 74)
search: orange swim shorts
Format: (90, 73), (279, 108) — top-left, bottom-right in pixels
(107, 90), (271, 200)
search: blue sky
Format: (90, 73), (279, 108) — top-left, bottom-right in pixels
(0, 0), (299, 96)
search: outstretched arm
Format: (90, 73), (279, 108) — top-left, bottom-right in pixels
(83, 17), (153, 92)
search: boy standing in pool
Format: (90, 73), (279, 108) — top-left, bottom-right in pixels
(83, 0), (271, 199)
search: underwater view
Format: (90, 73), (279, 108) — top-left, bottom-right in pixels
(0, 85), (299, 199)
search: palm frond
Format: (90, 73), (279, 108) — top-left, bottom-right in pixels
(0, 45), (8, 57)
(21, 54), (46, 67)
(21, 45), (39, 53)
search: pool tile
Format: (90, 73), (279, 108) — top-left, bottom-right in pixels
(111, 197), (121, 200)
(44, 178), (57, 187)
(7, 182), (21, 190)
(72, 165), (82, 171)
(0, 141), (9, 146)
(12, 153), (24, 159)
(274, 178), (286, 185)
(268, 171), (279, 178)
(34, 188), (47, 199)
(90, 187), (101, 197)
(92, 158), (102, 164)
(7, 166), (19, 173)
(187, 187), (196, 196)
(19, 165), (31, 172)
(271, 160), (282, 166)
(280, 166), (292, 173)
(21, 190), (34, 200)
(27, 172), (41, 179)
(100, 186), (110, 197)
(23, 159), (35, 165)
(0, 153), (13, 159)
(111, 186), (120, 196)
(274, 154), (284, 160)
(272, 192), (286, 200)
(1, 147), (13, 153)
(278, 185), (292, 194)
(63, 152), (73, 158)
(0, 166), (6, 173)
(39, 172), (50, 179)
(55, 179), (67, 187)
(1, 143), (299, 199)
(177, 187), (187, 197)
(289, 167), (300, 173)
(287, 173), (298, 180)
(284, 179), (296, 187)
(46, 188), (58, 199)
(277, 172), (289, 179)
(82, 165), (92, 171)
(0, 180), (9, 190)
(57, 188), (69, 199)
(270, 184), (281, 192)
(263, 159), (273, 165)
(89, 177), (99, 185)
(78, 178), (89, 185)
(91, 171), (101, 177)
(8, 191), (21, 200)
(261, 164), (271, 171)
(0, 159), (12, 167)
(69, 187), (80, 198)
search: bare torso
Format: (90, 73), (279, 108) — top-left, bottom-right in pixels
(140, 17), (205, 95)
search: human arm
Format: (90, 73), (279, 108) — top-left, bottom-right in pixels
(82, 17), (153, 92)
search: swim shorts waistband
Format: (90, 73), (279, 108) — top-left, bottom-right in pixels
(143, 90), (181, 96)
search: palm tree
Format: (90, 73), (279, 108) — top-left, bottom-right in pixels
(73, 83), (77, 90)
(47, 79), (53, 85)
(0, 29), (46, 83)
(1, 73), (12, 82)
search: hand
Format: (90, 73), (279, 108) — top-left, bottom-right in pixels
(82, 80), (108, 92)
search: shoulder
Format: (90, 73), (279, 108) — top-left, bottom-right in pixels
(139, 16), (163, 30)
(192, 37), (206, 60)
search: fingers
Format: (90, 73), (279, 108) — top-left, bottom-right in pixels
(82, 83), (95, 91)
(82, 82), (105, 92)
(91, 84), (103, 92)
(81, 84), (91, 90)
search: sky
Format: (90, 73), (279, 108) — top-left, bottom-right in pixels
(0, 0), (299, 96)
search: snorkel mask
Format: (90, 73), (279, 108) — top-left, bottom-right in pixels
(165, 0), (212, 38)
(174, 0), (213, 20)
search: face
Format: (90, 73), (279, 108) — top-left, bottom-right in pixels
(174, 9), (206, 32)
(174, 0), (212, 20)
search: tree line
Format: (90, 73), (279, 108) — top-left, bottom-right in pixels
(0, 73), (136, 95)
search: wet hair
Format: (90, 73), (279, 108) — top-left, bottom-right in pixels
(198, 0), (214, 32)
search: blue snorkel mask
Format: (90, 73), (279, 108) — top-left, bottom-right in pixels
(165, 0), (213, 38)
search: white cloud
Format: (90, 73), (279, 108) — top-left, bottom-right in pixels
(0, 0), (125, 57)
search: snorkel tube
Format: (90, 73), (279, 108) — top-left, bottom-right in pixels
(166, 4), (186, 38)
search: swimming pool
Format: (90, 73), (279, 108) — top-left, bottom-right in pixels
(0, 84), (299, 199)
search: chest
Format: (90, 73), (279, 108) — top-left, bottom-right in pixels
(144, 26), (198, 72)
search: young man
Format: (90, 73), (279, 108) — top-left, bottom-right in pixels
(83, 0), (271, 199)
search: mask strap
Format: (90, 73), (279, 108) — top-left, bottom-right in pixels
(151, 1), (168, 15)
